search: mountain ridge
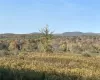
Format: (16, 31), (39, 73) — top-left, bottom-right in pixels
(0, 32), (100, 38)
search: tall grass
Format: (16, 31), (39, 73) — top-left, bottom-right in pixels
(0, 53), (100, 80)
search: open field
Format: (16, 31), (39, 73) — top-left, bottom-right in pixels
(0, 30), (100, 80)
(2, 0), (100, 79)
(0, 53), (100, 80)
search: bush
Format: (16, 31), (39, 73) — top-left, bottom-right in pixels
(82, 53), (91, 57)
(0, 50), (10, 56)
(0, 43), (8, 50)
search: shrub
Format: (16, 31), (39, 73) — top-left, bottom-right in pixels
(0, 50), (10, 56)
(0, 43), (8, 50)
(82, 53), (91, 57)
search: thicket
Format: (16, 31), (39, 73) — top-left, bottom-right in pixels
(0, 27), (100, 56)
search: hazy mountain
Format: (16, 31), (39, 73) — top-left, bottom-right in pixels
(30, 32), (41, 34)
(62, 32), (99, 36)
(62, 32), (83, 36)
(0, 32), (99, 38)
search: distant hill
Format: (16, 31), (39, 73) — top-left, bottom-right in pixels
(0, 32), (100, 38)
(0, 33), (15, 38)
(62, 32), (99, 36)
(29, 32), (41, 35)
(62, 32), (83, 36)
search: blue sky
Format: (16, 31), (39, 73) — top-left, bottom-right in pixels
(0, 0), (100, 33)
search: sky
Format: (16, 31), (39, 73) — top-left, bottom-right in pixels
(0, 0), (100, 34)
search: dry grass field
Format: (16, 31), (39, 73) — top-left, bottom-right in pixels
(0, 53), (100, 80)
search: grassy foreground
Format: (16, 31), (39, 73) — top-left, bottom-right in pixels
(0, 53), (100, 80)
